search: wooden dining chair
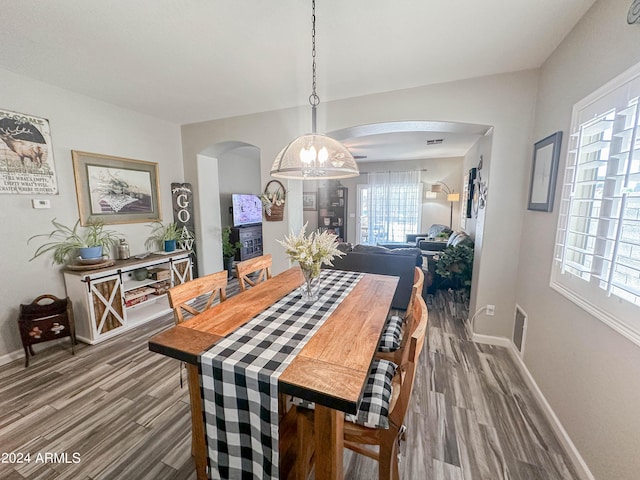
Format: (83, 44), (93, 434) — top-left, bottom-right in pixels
(167, 270), (228, 387)
(295, 294), (428, 480)
(376, 267), (424, 365)
(406, 267), (424, 315)
(167, 270), (228, 325)
(236, 254), (273, 292)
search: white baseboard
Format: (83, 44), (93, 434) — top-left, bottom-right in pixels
(471, 332), (512, 348)
(0, 348), (24, 367)
(75, 334), (93, 345)
(0, 337), (75, 367)
(471, 333), (595, 480)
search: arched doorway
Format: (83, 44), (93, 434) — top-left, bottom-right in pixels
(195, 141), (261, 276)
(327, 120), (493, 317)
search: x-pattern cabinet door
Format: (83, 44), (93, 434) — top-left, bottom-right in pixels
(87, 273), (126, 338)
(171, 256), (192, 286)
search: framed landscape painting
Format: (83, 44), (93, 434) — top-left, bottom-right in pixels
(72, 151), (161, 225)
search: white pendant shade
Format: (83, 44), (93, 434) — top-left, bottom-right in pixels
(271, 1), (359, 180)
(271, 133), (359, 179)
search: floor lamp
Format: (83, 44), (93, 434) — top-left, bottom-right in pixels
(430, 182), (460, 229)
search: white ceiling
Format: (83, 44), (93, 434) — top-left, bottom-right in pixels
(344, 131), (479, 162)
(0, 0), (595, 127)
(330, 121), (492, 162)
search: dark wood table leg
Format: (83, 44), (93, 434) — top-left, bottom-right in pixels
(314, 405), (344, 480)
(187, 363), (207, 480)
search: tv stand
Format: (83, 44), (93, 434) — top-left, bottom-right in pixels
(231, 224), (263, 261)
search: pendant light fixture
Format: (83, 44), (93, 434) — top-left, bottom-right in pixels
(270, 0), (359, 180)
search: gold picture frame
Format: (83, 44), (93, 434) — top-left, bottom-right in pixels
(72, 150), (161, 225)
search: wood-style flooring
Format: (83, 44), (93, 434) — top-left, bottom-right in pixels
(0, 284), (580, 479)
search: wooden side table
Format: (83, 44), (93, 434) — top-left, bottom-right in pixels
(17, 294), (76, 367)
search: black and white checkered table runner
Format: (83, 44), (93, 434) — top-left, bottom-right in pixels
(199, 269), (363, 480)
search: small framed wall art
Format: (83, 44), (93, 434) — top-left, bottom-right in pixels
(303, 191), (317, 211)
(528, 131), (562, 212)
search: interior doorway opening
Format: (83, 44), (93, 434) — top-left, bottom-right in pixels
(327, 120), (493, 313)
(195, 141), (261, 277)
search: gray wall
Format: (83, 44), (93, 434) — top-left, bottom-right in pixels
(217, 146), (261, 229)
(462, 134), (493, 319)
(515, 1), (640, 478)
(0, 68), (183, 362)
(181, 68), (539, 345)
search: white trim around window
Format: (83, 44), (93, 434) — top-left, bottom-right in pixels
(550, 61), (640, 347)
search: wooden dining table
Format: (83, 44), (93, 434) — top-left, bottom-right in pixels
(148, 266), (398, 480)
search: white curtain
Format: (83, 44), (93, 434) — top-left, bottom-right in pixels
(363, 170), (422, 244)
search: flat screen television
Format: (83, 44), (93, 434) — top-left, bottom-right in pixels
(232, 193), (263, 227)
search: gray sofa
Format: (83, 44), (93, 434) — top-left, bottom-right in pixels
(405, 224), (452, 245)
(323, 244), (422, 310)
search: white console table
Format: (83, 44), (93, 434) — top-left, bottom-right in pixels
(63, 251), (192, 344)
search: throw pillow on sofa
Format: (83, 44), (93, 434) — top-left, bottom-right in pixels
(337, 242), (353, 253)
(352, 244), (391, 254)
(352, 244), (423, 266)
(427, 224), (452, 238)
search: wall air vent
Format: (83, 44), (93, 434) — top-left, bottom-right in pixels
(426, 139), (444, 145)
(513, 304), (528, 356)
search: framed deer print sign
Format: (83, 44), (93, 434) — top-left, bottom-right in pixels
(0, 108), (58, 194)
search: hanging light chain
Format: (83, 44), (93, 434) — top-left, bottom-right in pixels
(309, 0), (319, 108)
(269, 0), (359, 179)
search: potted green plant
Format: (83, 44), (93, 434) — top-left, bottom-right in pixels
(28, 218), (121, 265)
(145, 222), (181, 252)
(222, 226), (241, 277)
(434, 243), (474, 294)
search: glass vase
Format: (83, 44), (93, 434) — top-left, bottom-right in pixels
(299, 265), (320, 302)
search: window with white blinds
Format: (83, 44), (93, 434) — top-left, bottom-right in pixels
(357, 171), (423, 245)
(551, 62), (640, 345)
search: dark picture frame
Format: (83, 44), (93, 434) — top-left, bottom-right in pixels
(72, 150), (162, 225)
(466, 167), (476, 218)
(303, 191), (317, 211)
(528, 131), (562, 212)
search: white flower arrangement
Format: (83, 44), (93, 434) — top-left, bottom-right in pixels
(278, 223), (344, 278)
